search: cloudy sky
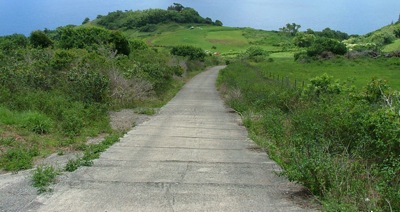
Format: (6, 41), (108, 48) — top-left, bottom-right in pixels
(0, 0), (399, 35)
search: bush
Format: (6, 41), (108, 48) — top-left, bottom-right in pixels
(32, 165), (59, 193)
(61, 108), (84, 136)
(370, 31), (396, 46)
(56, 26), (130, 55)
(30, 30), (53, 48)
(170, 45), (206, 61)
(66, 69), (109, 103)
(307, 37), (347, 57)
(130, 39), (148, 50)
(244, 46), (269, 62)
(0, 34), (28, 52)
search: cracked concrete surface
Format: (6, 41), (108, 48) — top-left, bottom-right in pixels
(25, 66), (316, 211)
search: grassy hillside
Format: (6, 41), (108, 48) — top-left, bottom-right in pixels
(120, 24), (291, 58)
(384, 39), (400, 52)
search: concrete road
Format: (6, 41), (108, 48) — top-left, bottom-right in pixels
(27, 66), (313, 211)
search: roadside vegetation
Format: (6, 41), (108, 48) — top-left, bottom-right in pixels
(0, 4), (223, 173)
(218, 21), (400, 211)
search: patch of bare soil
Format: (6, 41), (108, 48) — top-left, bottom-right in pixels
(109, 109), (151, 131)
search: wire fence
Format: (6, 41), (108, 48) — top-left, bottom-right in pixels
(264, 72), (307, 91)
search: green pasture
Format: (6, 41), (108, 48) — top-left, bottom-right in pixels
(257, 57), (400, 90)
(383, 39), (400, 52)
(143, 25), (288, 55)
(148, 26), (248, 52)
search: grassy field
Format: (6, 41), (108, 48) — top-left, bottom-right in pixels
(128, 24), (290, 57)
(255, 57), (400, 90)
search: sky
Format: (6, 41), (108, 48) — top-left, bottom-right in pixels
(0, 0), (399, 36)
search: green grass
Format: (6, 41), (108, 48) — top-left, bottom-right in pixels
(132, 25), (289, 56)
(150, 26), (248, 52)
(256, 57), (400, 90)
(0, 104), (110, 171)
(383, 39), (400, 52)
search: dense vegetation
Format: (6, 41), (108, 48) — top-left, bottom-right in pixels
(217, 20), (400, 211)
(0, 4), (223, 172)
(218, 61), (399, 211)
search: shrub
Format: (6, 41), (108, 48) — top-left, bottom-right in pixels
(61, 109), (84, 136)
(65, 158), (81, 172)
(56, 26), (130, 55)
(130, 39), (148, 50)
(307, 37), (347, 57)
(301, 74), (342, 99)
(32, 165), (59, 193)
(30, 30), (53, 48)
(170, 45), (206, 61)
(0, 34), (28, 52)
(66, 69), (109, 103)
(370, 31), (395, 46)
(50, 49), (75, 70)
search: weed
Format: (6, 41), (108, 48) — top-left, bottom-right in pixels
(0, 147), (38, 171)
(65, 158), (81, 172)
(20, 111), (53, 134)
(63, 132), (122, 172)
(32, 165), (59, 193)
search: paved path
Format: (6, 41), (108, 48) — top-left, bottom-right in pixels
(28, 66), (312, 211)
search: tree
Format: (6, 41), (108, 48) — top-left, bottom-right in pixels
(30, 30), (53, 48)
(293, 32), (316, 47)
(205, 17), (213, 24)
(215, 20), (223, 26)
(280, 23), (301, 36)
(82, 17), (90, 25)
(110, 31), (131, 55)
(318, 27), (349, 40)
(167, 3), (184, 12)
(394, 29), (400, 38)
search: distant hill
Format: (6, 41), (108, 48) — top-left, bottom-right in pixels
(93, 3), (222, 31)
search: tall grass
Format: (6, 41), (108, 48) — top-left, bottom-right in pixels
(218, 61), (400, 211)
